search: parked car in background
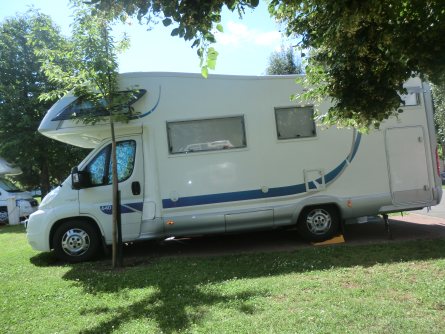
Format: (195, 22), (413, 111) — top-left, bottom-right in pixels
(0, 157), (38, 223)
(0, 177), (38, 223)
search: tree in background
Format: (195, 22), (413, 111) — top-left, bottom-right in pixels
(266, 47), (302, 75)
(433, 84), (445, 158)
(0, 10), (87, 196)
(89, 0), (445, 130)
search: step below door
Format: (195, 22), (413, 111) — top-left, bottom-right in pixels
(385, 126), (432, 205)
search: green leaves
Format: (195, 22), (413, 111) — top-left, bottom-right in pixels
(85, 1), (445, 128)
(87, 0), (261, 78)
(200, 47), (219, 78)
(170, 27), (180, 36)
(271, 0), (445, 129)
(39, 0), (131, 126)
(162, 18), (172, 27)
(201, 66), (209, 78)
(206, 47), (219, 70)
(0, 10), (87, 193)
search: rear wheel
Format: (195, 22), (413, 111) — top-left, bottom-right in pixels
(52, 220), (100, 262)
(297, 206), (340, 242)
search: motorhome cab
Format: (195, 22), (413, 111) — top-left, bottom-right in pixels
(26, 73), (442, 262)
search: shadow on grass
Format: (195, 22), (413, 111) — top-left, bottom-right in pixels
(31, 237), (445, 333)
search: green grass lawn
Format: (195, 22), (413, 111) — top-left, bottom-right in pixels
(1, 224), (445, 334)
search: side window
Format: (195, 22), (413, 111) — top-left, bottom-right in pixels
(107, 141), (136, 183)
(86, 140), (136, 186)
(275, 106), (316, 140)
(52, 90), (147, 121)
(167, 116), (247, 154)
(87, 146), (110, 186)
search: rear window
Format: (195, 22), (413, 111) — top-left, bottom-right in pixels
(275, 106), (316, 140)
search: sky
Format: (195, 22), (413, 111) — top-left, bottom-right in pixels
(0, 0), (289, 75)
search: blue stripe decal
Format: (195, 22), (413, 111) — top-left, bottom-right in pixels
(130, 86), (161, 119)
(125, 202), (144, 211)
(349, 132), (361, 162)
(162, 131), (362, 209)
(100, 202), (143, 215)
(163, 183), (307, 209)
(324, 160), (348, 183)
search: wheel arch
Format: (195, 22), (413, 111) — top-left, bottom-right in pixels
(296, 203), (342, 223)
(292, 196), (344, 224)
(49, 216), (104, 250)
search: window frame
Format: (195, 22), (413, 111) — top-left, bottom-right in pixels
(274, 106), (317, 140)
(166, 116), (247, 155)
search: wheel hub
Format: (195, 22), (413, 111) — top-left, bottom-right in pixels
(61, 228), (90, 256)
(306, 209), (332, 235)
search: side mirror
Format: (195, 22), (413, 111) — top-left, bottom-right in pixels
(71, 167), (91, 190)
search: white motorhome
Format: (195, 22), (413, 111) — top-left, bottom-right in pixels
(0, 157), (38, 223)
(26, 72), (442, 261)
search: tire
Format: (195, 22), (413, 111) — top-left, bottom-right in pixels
(297, 206), (340, 242)
(52, 220), (100, 262)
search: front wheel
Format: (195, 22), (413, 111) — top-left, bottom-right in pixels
(297, 206), (340, 242)
(52, 220), (100, 262)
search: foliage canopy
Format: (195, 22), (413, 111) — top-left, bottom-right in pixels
(89, 0), (260, 77)
(90, 0), (445, 129)
(269, 0), (445, 129)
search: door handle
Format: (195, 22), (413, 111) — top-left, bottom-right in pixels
(131, 181), (141, 195)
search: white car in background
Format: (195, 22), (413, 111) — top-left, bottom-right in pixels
(0, 178), (38, 222)
(0, 157), (38, 223)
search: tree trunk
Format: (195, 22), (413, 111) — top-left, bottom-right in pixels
(40, 158), (51, 198)
(110, 120), (120, 268)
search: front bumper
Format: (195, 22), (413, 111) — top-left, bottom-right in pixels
(26, 210), (51, 252)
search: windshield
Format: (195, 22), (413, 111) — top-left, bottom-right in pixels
(0, 178), (22, 193)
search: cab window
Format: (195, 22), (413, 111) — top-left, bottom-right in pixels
(86, 140), (136, 186)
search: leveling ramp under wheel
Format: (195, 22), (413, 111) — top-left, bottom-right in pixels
(312, 234), (345, 246)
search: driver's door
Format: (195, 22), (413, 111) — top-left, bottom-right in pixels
(79, 136), (144, 242)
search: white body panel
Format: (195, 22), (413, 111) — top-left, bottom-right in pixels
(27, 73), (442, 252)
